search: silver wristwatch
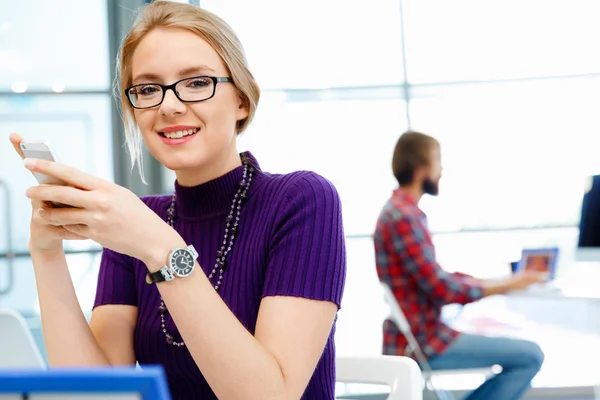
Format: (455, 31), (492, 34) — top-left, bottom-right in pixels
(146, 245), (198, 284)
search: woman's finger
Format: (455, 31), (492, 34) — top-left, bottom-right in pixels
(50, 225), (88, 241)
(9, 133), (26, 159)
(63, 224), (89, 237)
(38, 207), (89, 226)
(27, 185), (93, 209)
(24, 158), (106, 191)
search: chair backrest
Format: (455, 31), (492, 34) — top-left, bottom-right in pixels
(380, 282), (435, 371)
(0, 310), (45, 369)
(336, 355), (423, 400)
(380, 282), (413, 336)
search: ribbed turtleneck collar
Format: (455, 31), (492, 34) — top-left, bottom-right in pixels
(173, 151), (261, 220)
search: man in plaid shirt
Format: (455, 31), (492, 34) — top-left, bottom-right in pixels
(374, 131), (547, 400)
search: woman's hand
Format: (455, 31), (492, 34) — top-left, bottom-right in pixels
(10, 133), (87, 254)
(18, 143), (176, 262)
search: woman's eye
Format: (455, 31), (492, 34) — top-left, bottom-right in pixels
(137, 86), (160, 96)
(187, 79), (210, 88)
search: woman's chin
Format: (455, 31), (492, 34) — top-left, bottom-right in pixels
(147, 145), (207, 172)
(160, 158), (202, 172)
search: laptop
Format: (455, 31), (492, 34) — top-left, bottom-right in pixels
(513, 247), (561, 292)
(0, 310), (46, 369)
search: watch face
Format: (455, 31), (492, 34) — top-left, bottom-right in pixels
(169, 249), (196, 277)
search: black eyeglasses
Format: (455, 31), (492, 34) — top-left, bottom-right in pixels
(124, 76), (233, 109)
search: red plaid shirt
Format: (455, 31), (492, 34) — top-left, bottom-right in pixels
(374, 189), (484, 359)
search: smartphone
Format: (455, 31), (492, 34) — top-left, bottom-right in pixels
(20, 141), (72, 208)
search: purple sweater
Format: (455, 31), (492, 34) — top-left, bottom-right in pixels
(93, 152), (346, 399)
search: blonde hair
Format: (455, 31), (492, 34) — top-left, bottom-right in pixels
(115, 0), (261, 176)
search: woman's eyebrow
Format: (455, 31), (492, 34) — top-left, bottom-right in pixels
(132, 65), (217, 84)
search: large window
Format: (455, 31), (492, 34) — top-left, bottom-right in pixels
(0, 0), (110, 91)
(402, 0), (600, 83)
(412, 77), (600, 231)
(0, 1), (111, 319)
(202, 0), (405, 89)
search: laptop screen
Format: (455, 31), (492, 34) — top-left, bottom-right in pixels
(517, 248), (559, 281)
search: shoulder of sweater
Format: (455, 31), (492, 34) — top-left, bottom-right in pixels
(138, 194), (171, 212)
(260, 169), (341, 203)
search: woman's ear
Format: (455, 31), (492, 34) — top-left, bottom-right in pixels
(236, 93), (249, 121)
(238, 89), (250, 108)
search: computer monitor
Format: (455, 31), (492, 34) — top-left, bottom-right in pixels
(576, 175), (600, 261)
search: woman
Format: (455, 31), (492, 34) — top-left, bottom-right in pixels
(9, 1), (346, 399)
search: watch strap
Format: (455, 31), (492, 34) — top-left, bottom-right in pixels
(146, 265), (175, 284)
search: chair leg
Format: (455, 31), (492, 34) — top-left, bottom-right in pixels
(409, 346), (456, 400)
(425, 376), (456, 400)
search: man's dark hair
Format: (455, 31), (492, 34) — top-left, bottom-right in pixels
(392, 131), (439, 186)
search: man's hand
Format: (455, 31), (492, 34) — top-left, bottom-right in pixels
(508, 270), (549, 291)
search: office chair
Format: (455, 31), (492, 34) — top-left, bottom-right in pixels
(0, 309), (45, 369)
(336, 355), (423, 400)
(380, 283), (501, 400)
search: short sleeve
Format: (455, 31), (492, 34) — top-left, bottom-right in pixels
(262, 172), (346, 308)
(93, 247), (138, 309)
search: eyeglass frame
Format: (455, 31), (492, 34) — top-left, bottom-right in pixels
(124, 76), (233, 109)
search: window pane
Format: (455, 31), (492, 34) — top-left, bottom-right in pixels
(201, 0), (404, 89)
(432, 228), (580, 279)
(336, 237), (387, 358)
(0, 95), (113, 254)
(0, 0), (109, 91)
(409, 77), (600, 230)
(403, 0), (600, 83)
(0, 253), (101, 317)
(238, 91), (407, 235)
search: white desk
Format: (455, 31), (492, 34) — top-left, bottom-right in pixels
(508, 283), (600, 301)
